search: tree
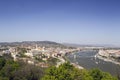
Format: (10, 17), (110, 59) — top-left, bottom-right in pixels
(89, 68), (103, 80)
(102, 72), (118, 80)
(12, 65), (44, 80)
(0, 77), (9, 80)
(0, 57), (6, 70)
(89, 68), (118, 80)
(42, 62), (93, 80)
(42, 62), (118, 80)
(0, 60), (20, 80)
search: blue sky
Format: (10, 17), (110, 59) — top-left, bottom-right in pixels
(0, 0), (120, 45)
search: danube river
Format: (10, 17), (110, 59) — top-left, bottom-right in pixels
(66, 50), (120, 76)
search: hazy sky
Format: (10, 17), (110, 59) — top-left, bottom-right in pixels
(0, 0), (120, 45)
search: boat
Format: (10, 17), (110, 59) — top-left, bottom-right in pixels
(95, 61), (98, 64)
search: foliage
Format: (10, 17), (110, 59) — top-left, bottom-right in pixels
(89, 68), (118, 80)
(12, 65), (44, 80)
(0, 56), (45, 80)
(17, 47), (28, 57)
(42, 62), (118, 80)
(89, 68), (103, 80)
(42, 62), (93, 80)
(0, 60), (20, 80)
(47, 58), (59, 66)
(0, 57), (6, 70)
(17, 47), (27, 54)
(0, 56), (118, 80)
(0, 77), (9, 80)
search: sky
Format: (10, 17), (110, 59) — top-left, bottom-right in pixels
(0, 0), (120, 45)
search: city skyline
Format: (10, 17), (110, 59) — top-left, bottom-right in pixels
(0, 0), (120, 46)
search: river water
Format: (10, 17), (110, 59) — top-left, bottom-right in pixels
(66, 50), (120, 76)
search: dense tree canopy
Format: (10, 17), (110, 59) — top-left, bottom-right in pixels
(89, 68), (117, 80)
(0, 56), (6, 70)
(42, 62), (118, 80)
(0, 56), (45, 80)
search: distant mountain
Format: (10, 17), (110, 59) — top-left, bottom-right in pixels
(22, 41), (59, 45)
(0, 41), (67, 48)
(62, 43), (118, 48)
(22, 41), (66, 48)
(1, 41), (119, 48)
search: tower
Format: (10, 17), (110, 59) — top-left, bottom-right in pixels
(36, 44), (38, 49)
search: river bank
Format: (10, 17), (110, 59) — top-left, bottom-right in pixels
(66, 50), (120, 76)
(56, 57), (66, 67)
(56, 56), (84, 69)
(95, 53), (120, 65)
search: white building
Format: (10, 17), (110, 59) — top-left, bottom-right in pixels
(25, 52), (33, 57)
(98, 50), (109, 57)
